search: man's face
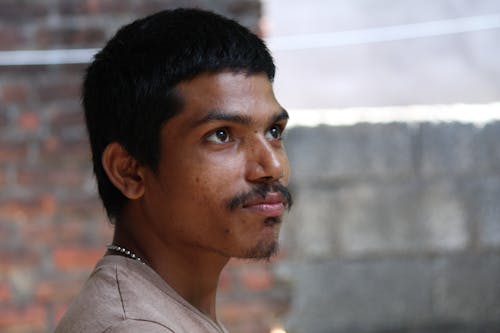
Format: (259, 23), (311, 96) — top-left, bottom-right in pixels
(141, 71), (291, 260)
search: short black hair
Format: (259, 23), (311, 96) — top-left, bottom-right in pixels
(83, 8), (275, 222)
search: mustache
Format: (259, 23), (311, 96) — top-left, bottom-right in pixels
(227, 183), (293, 211)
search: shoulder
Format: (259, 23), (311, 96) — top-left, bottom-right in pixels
(56, 256), (227, 333)
(103, 319), (175, 333)
(55, 257), (128, 332)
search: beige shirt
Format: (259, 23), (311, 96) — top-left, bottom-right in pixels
(55, 255), (228, 333)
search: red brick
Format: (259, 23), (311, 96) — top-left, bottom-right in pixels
(94, 220), (115, 243)
(58, 221), (87, 243)
(17, 202), (61, 248)
(59, 0), (131, 15)
(2, 83), (29, 103)
(39, 139), (90, 166)
(47, 103), (83, 129)
(34, 278), (85, 303)
(241, 265), (272, 291)
(90, 0), (132, 13)
(219, 300), (285, 333)
(19, 219), (95, 254)
(0, 199), (33, 219)
(0, 196), (57, 220)
(0, 65), (51, 78)
(0, 251), (39, 275)
(0, 305), (46, 331)
(56, 0), (87, 14)
(0, 109), (7, 127)
(225, 320), (273, 333)
(19, 222), (56, 249)
(59, 194), (101, 211)
(0, 168), (6, 187)
(36, 27), (106, 49)
(0, 26), (27, 50)
(218, 269), (233, 293)
(53, 247), (103, 271)
(219, 300), (272, 322)
(42, 135), (60, 153)
(226, 257), (248, 268)
(0, 142), (27, 165)
(36, 79), (80, 103)
(59, 124), (85, 141)
(0, 217), (15, 245)
(0, 1), (47, 23)
(17, 165), (85, 189)
(0, 282), (11, 302)
(135, 1), (187, 16)
(53, 304), (68, 326)
(33, 282), (53, 302)
(227, 1), (261, 23)
(40, 194), (56, 215)
(18, 111), (39, 131)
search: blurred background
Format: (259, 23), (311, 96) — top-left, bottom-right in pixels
(1, 1), (499, 332)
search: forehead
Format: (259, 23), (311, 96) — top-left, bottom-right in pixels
(178, 70), (273, 97)
(174, 71), (281, 121)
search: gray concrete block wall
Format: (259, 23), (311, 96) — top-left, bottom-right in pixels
(279, 255), (500, 333)
(280, 120), (500, 332)
(286, 124), (414, 184)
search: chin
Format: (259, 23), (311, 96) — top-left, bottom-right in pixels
(240, 239), (280, 261)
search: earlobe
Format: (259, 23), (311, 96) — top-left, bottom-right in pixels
(101, 142), (145, 200)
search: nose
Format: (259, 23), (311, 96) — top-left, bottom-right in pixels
(245, 137), (287, 184)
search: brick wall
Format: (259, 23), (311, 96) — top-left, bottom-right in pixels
(0, 2), (285, 333)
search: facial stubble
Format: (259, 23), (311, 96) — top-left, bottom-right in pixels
(241, 216), (282, 260)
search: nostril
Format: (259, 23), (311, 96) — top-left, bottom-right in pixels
(251, 175), (275, 185)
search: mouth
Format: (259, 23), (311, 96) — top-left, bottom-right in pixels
(241, 192), (285, 217)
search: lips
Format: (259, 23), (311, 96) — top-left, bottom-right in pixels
(241, 192), (285, 217)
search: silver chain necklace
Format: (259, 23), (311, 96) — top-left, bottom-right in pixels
(106, 244), (146, 264)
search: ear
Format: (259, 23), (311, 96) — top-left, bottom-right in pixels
(101, 142), (145, 200)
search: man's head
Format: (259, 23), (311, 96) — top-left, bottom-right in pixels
(84, 8), (291, 259)
(84, 8), (276, 221)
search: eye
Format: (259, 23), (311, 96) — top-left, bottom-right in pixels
(265, 125), (283, 140)
(206, 128), (232, 144)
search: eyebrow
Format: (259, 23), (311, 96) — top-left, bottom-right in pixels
(274, 108), (290, 123)
(192, 108), (289, 128)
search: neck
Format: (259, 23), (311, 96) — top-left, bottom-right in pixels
(149, 248), (228, 320)
(111, 217), (229, 322)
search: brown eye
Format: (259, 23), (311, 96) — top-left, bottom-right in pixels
(206, 128), (231, 143)
(266, 125), (283, 140)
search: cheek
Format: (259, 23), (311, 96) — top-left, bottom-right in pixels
(163, 147), (247, 210)
(190, 173), (231, 209)
(279, 150), (291, 184)
(197, 151), (245, 182)
(190, 160), (246, 213)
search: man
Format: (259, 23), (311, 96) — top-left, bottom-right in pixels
(55, 8), (292, 333)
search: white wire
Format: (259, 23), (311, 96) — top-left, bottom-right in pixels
(0, 48), (99, 66)
(266, 13), (500, 51)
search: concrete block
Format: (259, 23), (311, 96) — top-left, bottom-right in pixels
(474, 121), (500, 174)
(477, 180), (500, 248)
(283, 258), (433, 333)
(459, 176), (500, 248)
(282, 187), (340, 259)
(337, 180), (467, 256)
(419, 122), (477, 177)
(285, 123), (413, 184)
(433, 253), (500, 322)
